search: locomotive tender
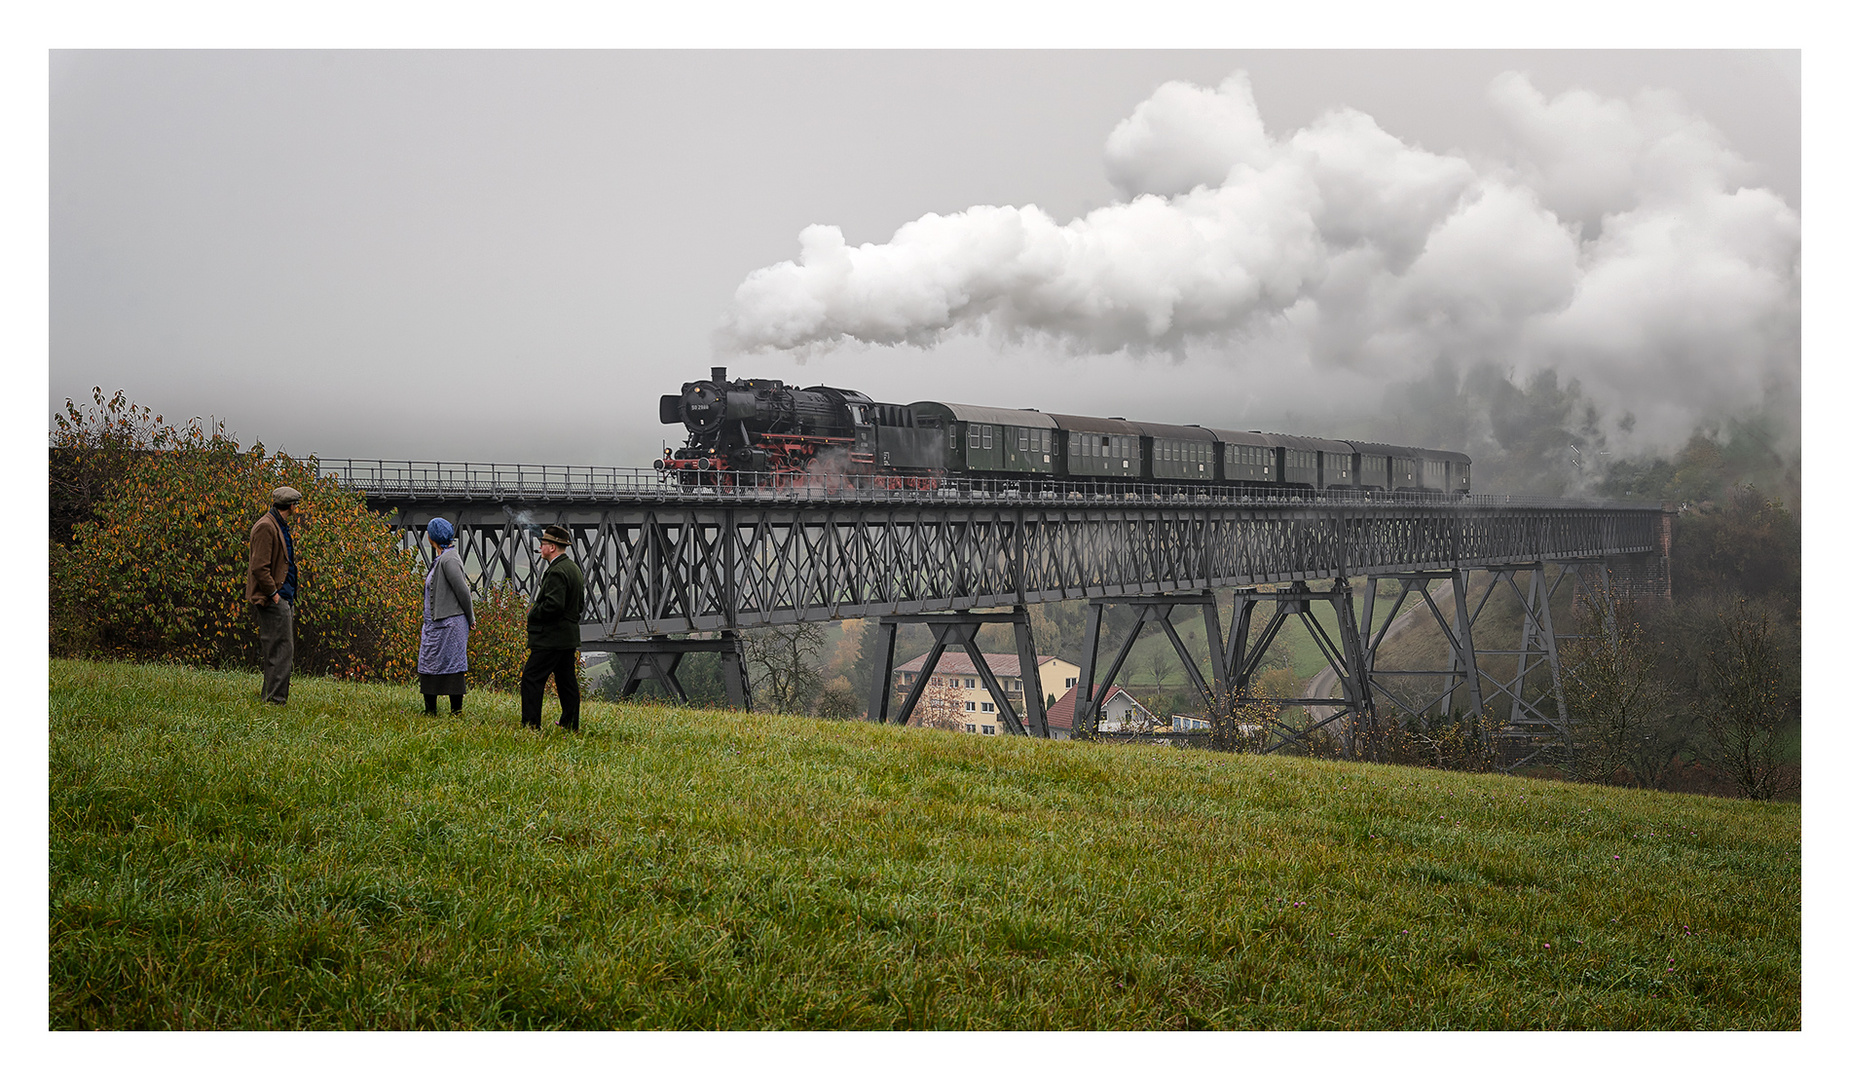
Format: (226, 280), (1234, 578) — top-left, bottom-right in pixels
(658, 367), (1470, 497)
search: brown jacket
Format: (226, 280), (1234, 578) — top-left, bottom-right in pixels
(247, 511), (289, 603)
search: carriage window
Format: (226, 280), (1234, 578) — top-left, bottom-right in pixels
(982, 426), (992, 450)
(1019, 429), (1028, 452)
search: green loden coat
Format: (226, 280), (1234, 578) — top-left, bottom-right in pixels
(527, 554), (585, 650)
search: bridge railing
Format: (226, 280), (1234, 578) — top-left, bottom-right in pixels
(313, 459), (1659, 511)
(315, 460), (661, 500)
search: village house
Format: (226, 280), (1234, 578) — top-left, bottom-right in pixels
(892, 652), (1080, 735)
(1043, 684), (1158, 739)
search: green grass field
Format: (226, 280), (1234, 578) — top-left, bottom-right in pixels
(49, 659), (1800, 1030)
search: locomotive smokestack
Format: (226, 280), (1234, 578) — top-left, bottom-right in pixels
(711, 366), (727, 385)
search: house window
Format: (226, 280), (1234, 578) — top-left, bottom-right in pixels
(964, 701), (976, 712)
(981, 702), (995, 713)
(1065, 677), (1076, 688)
(965, 723), (976, 733)
(981, 725), (995, 735)
(965, 678), (975, 688)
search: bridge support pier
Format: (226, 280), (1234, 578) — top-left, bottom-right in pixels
(583, 633), (752, 710)
(1221, 581), (1374, 756)
(1463, 561), (1612, 774)
(867, 607), (1047, 737)
(1358, 561), (1615, 774)
(1074, 591), (1227, 739)
(1357, 570), (1485, 752)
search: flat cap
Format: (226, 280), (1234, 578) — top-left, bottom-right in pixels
(271, 486), (303, 507)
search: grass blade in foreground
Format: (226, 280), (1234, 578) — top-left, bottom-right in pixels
(50, 660), (1799, 1029)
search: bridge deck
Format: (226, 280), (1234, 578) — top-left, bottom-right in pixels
(320, 460), (1668, 637)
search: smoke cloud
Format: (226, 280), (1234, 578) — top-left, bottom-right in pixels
(718, 72), (1798, 460)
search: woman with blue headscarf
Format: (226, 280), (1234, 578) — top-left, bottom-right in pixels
(418, 517), (476, 715)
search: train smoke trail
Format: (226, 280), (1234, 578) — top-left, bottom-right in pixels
(718, 72), (1799, 461)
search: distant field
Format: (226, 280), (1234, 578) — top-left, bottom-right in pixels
(50, 660), (1800, 1029)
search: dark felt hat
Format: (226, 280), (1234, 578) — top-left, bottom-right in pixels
(539, 524), (572, 547)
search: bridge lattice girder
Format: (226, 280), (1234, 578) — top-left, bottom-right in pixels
(375, 497), (1665, 638)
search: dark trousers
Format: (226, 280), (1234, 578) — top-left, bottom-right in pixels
(520, 647), (580, 729)
(254, 599), (294, 704)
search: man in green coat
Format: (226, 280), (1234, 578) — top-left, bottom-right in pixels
(521, 523), (586, 732)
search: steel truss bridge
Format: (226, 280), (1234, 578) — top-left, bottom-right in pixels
(321, 459), (1669, 767)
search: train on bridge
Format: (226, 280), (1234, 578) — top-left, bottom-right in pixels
(659, 367), (1470, 498)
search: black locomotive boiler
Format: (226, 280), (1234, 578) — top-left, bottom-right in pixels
(658, 368), (1470, 497)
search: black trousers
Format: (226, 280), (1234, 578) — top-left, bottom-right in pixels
(520, 647), (580, 729)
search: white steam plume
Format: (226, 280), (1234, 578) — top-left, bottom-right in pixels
(718, 72), (1798, 456)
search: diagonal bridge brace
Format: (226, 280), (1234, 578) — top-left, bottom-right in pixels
(1359, 570), (1484, 729)
(1074, 591), (1227, 739)
(1224, 581), (1373, 756)
(867, 607), (1048, 737)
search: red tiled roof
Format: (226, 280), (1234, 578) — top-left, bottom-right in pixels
(1044, 684), (1138, 731)
(1047, 685), (1078, 730)
(894, 652), (1059, 678)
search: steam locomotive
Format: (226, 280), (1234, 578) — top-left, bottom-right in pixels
(657, 367), (1470, 497)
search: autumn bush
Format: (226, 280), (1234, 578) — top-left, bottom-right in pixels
(467, 583), (539, 694)
(50, 390), (530, 687)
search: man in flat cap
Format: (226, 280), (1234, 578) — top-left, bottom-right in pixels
(521, 523), (585, 732)
(247, 486), (305, 705)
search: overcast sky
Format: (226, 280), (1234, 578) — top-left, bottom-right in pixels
(49, 50), (1799, 470)
(16, 25), (1839, 1074)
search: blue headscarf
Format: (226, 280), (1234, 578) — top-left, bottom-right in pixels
(428, 517), (456, 547)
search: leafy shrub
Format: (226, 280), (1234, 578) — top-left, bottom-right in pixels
(467, 584), (540, 694)
(50, 390), (531, 687)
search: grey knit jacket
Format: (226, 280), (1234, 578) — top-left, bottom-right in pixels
(425, 547), (477, 625)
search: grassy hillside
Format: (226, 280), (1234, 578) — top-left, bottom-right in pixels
(50, 660), (1799, 1029)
